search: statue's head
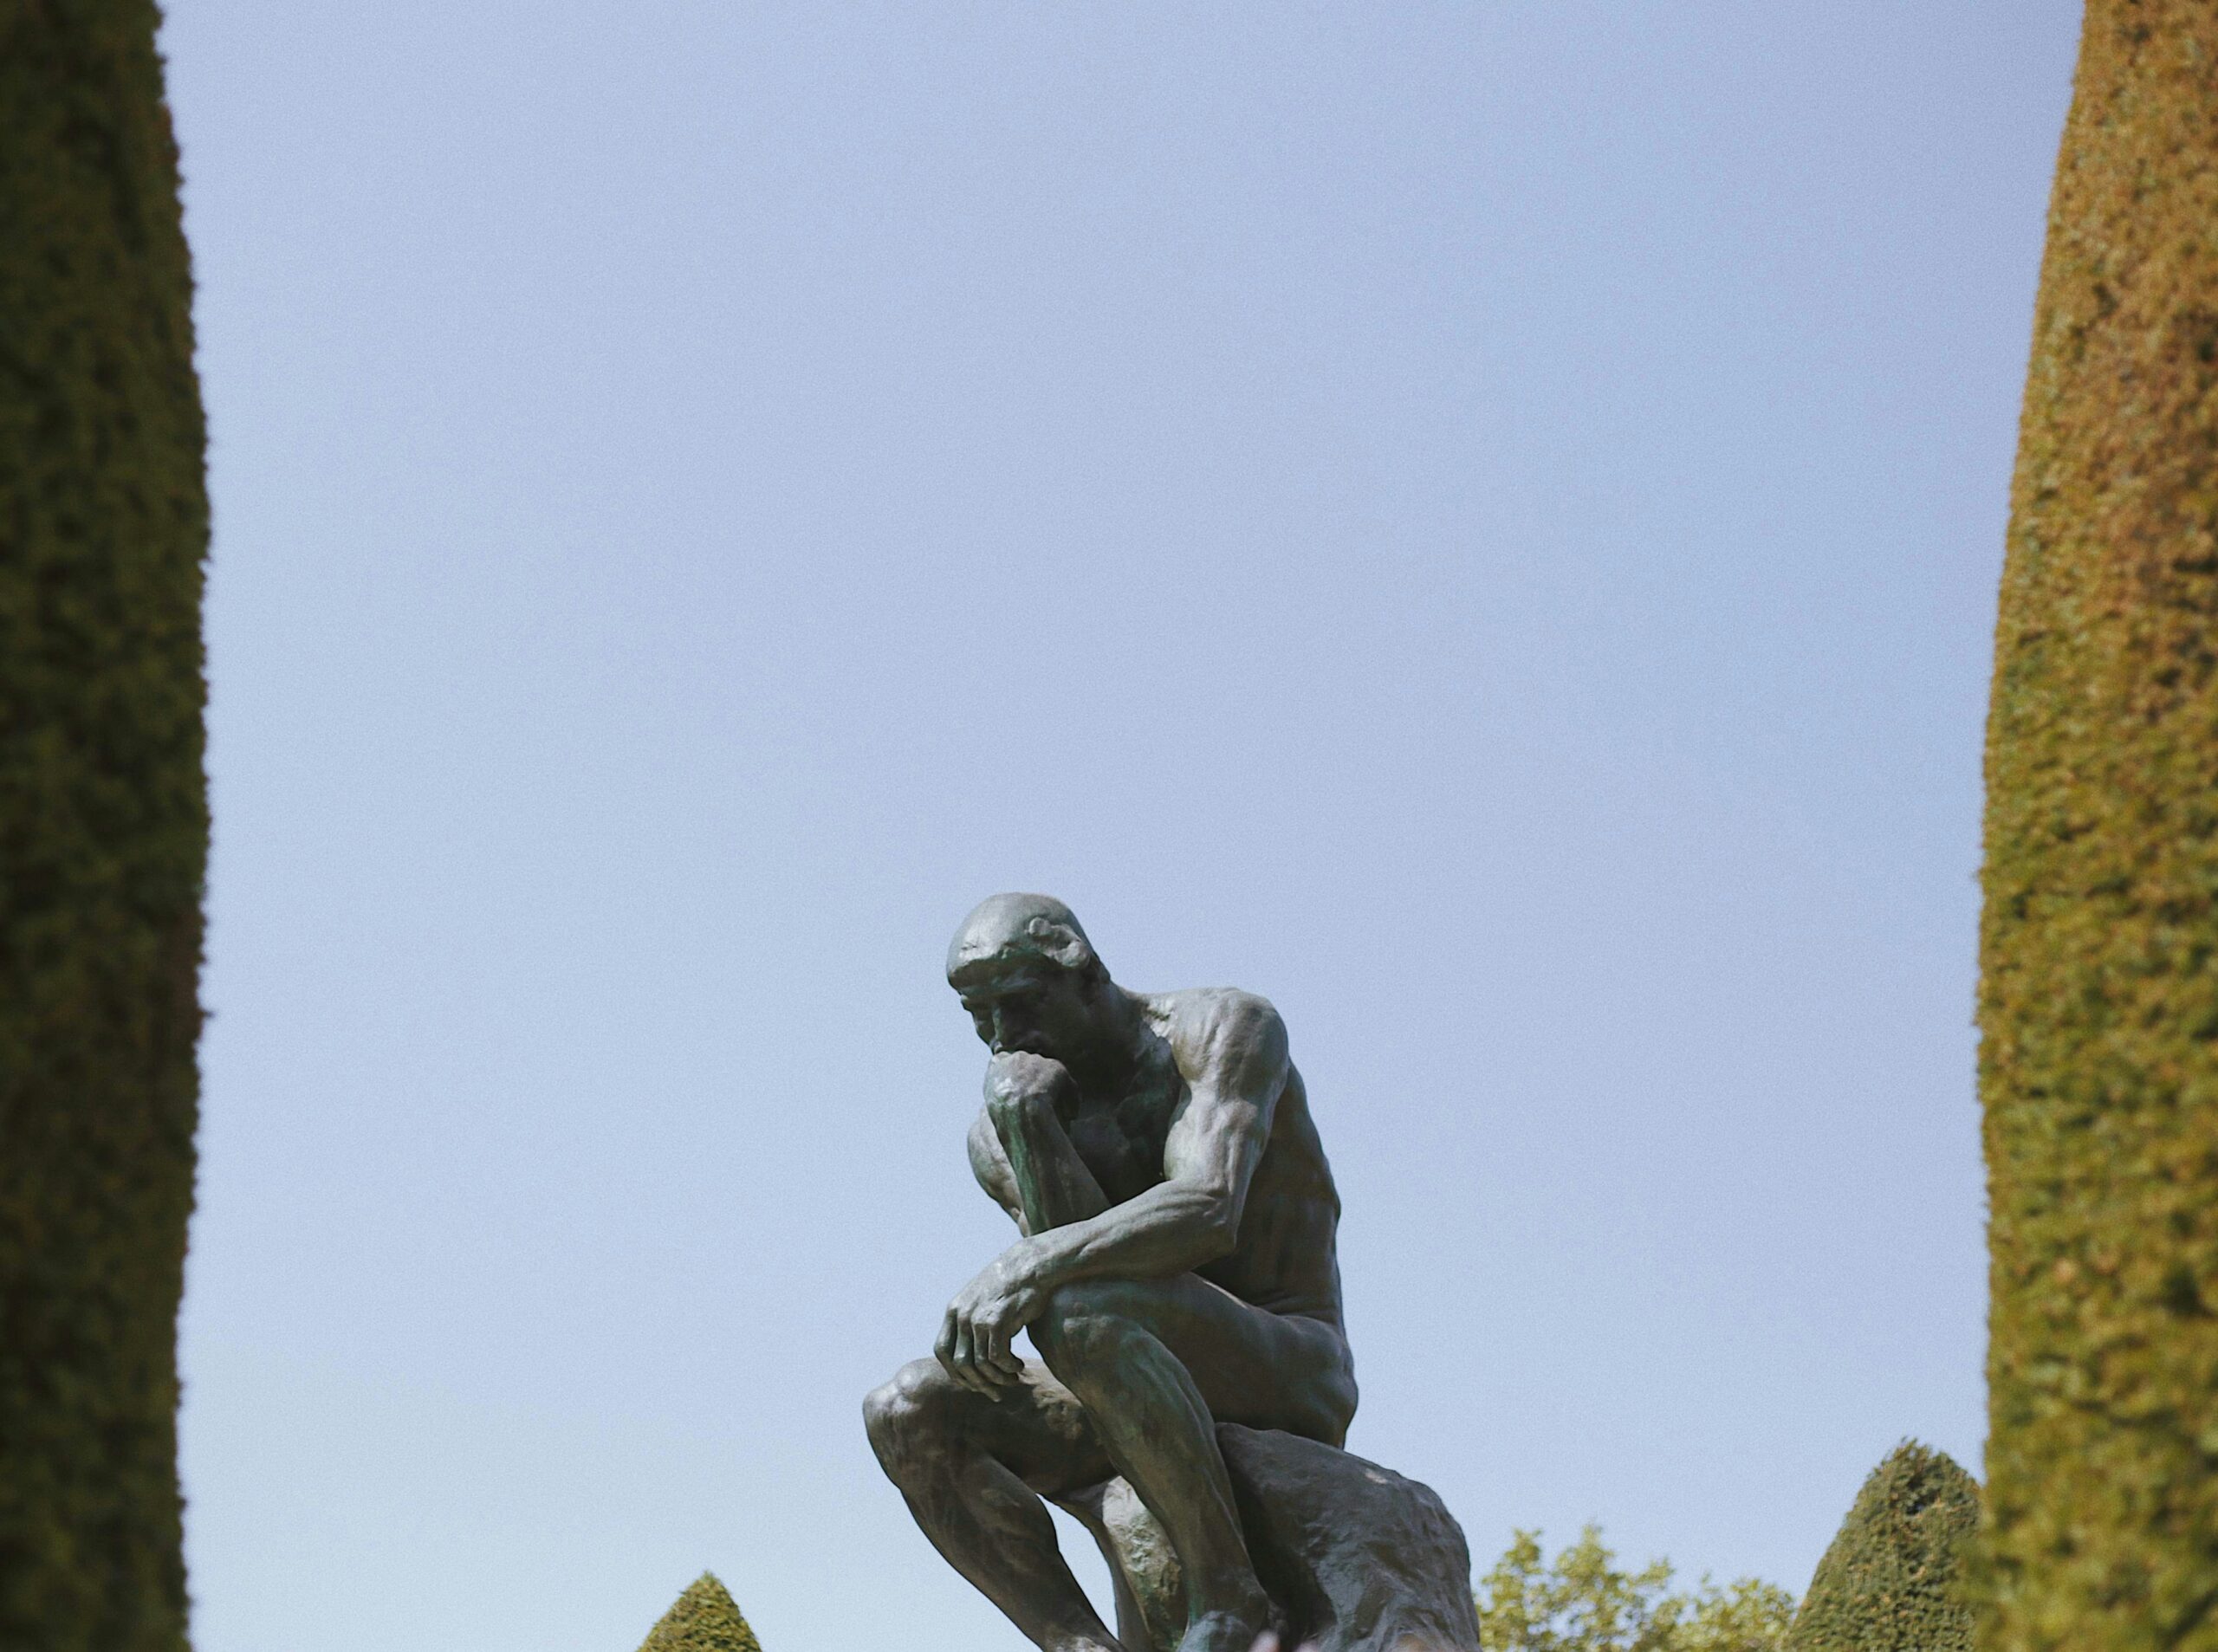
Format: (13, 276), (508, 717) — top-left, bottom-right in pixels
(946, 892), (1111, 1060)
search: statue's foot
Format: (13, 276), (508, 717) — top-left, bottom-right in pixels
(1176, 1604), (1274, 1652)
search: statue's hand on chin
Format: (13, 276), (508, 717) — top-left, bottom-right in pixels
(986, 1049), (1076, 1115)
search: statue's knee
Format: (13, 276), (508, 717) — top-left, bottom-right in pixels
(863, 1359), (957, 1480)
(1031, 1279), (1143, 1374)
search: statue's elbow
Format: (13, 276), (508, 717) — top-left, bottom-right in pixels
(1196, 1202), (1242, 1260)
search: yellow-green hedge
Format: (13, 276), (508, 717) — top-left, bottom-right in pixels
(1786, 1441), (1978, 1652)
(0, 2), (207, 1648)
(1979, 4), (2218, 1649)
(639, 1574), (763, 1652)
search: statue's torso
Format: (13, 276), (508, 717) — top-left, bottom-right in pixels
(1065, 988), (1347, 1331)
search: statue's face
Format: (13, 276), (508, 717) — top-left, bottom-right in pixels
(954, 959), (1097, 1061)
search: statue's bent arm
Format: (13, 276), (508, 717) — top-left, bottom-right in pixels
(967, 1107), (1031, 1234)
(935, 994), (1290, 1394)
(1020, 993), (1289, 1292)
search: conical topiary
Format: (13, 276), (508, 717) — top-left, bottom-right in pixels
(1978, 5), (2218, 1649)
(639, 1573), (764, 1652)
(0, 3), (209, 1649)
(1785, 1441), (1979, 1652)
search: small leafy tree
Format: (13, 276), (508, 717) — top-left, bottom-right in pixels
(1476, 1526), (1795, 1652)
(1674, 1579), (1805, 1652)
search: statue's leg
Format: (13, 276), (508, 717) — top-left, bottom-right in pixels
(1031, 1276), (1357, 1652)
(1052, 1480), (1164, 1652)
(864, 1357), (1121, 1652)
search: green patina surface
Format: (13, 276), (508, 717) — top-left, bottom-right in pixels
(639, 1573), (765, 1652)
(0, 2), (208, 1648)
(1979, 4), (2218, 1649)
(1786, 1442), (1977, 1652)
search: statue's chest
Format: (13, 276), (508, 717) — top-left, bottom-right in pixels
(1068, 1056), (1183, 1206)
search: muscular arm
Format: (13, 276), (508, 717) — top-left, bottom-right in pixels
(938, 994), (1288, 1395)
(968, 1108), (1030, 1234)
(1015, 993), (1288, 1292)
(970, 1057), (1113, 1236)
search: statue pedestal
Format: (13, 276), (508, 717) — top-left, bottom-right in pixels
(1067, 1427), (1482, 1652)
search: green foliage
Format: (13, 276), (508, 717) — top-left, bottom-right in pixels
(1980, 4), (2218, 1649)
(1785, 1442), (1978, 1652)
(0, 1), (208, 1649)
(639, 1573), (764, 1652)
(1476, 1526), (1795, 1652)
(1676, 1580), (1808, 1652)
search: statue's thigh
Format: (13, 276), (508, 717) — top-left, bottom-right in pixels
(1048, 1276), (1352, 1441)
(978, 1362), (1119, 1499)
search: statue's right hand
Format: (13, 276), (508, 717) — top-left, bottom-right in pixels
(984, 1051), (1076, 1129)
(936, 1251), (1046, 1396)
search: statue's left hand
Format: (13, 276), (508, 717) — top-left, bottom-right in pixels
(937, 1250), (1047, 1396)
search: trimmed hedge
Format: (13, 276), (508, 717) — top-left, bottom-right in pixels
(0, 3), (208, 1649)
(639, 1573), (764, 1652)
(1786, 1442), (1978, 1652)
(1979, 5), (2218, 1651)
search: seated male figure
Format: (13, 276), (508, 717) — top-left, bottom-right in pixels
(864, 893), (1357, 1652)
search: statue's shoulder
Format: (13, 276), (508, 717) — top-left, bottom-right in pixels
(1142, 986), (1287, 1066)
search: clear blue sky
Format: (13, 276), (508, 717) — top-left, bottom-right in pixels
(165, 5), (2081, 1649)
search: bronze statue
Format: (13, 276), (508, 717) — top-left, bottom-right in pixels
(865, 894), (1358, 1652)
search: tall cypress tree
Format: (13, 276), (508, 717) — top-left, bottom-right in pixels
(1979, 5), (2218, 1649)
(0, 3), (208, 1649)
